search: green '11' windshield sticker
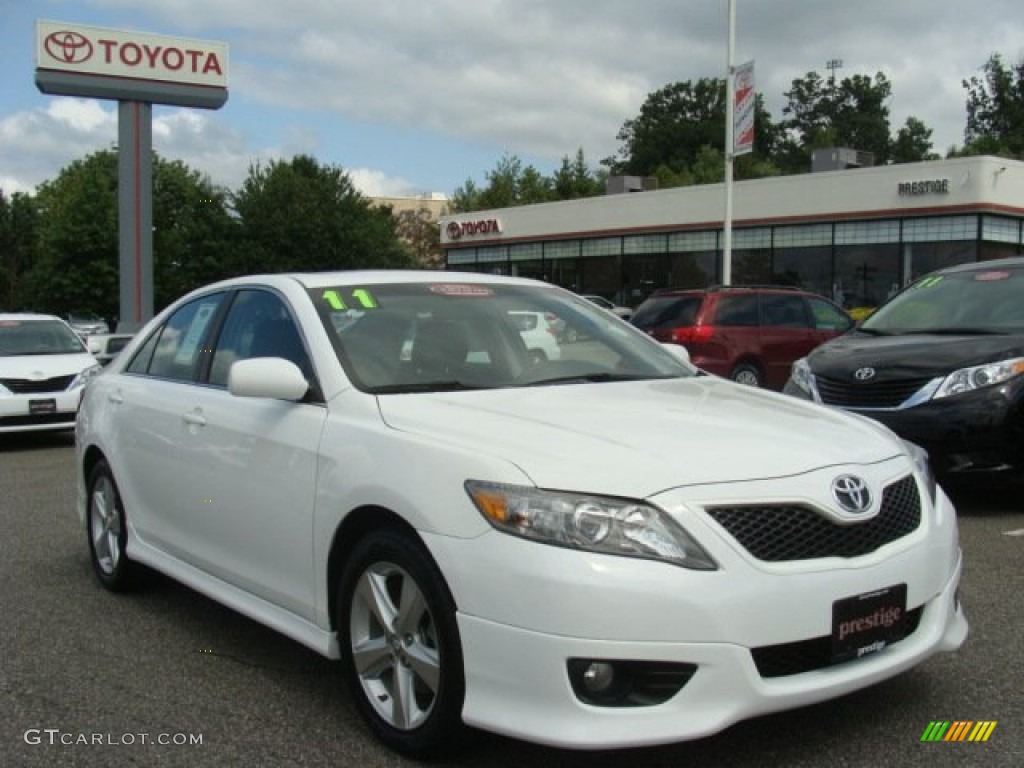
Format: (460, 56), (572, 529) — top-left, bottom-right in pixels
(915, 276), (944, 289)
(322, 289), (378, 310)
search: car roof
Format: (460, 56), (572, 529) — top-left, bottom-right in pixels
(0, 312), (64, 323)
(197, 270), (549, 292)
(933, 256), (1024, 275)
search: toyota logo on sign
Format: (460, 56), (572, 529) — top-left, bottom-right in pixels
(831, 475), (872, 515)
(44, 30), (94, 64)
(854, 367), (876, 381)
(446, 221), (463, 240)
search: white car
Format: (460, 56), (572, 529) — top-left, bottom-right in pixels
(506, 310), (563, 361)
(1, 313), (101, 433)
(582, 293), (633, 320)
(86, 333), (135, 366)
(75, 272), (966, 757)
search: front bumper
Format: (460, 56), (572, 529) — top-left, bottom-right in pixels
(786, 376), (1024, 478)
(0, 389), (82, 433)
(421, 478), (966, 749)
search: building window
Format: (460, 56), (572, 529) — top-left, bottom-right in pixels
(902, 215), (977, 242)
(773, 223), (833, 248)
(669, 230), (718, 252)
(581, 237), (622, 257)
(835, 219), (900, 245)
(834, 244), (900, 312)
(624, 234), (668, 255)
(982, 215), (1021, 245)
(543, 240), (581, 260)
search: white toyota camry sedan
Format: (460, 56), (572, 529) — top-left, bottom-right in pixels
(75, 271), (967, 757)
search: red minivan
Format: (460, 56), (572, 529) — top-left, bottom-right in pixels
(630, 285), (853, 389)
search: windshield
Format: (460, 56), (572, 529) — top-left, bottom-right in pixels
(310, 281), (692, 393)
(861, 266), (1024, 335)
(0, 319), (87, 356)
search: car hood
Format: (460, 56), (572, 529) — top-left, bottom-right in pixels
(806, 330), (1024, 380)
(376, 378), (900, 498)
(1, 353), (96, 379)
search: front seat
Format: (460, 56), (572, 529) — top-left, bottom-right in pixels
(411, 319), (469, 381)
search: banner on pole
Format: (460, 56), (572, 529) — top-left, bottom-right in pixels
(733, 60), (755, 156)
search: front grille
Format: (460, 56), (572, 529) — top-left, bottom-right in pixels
(815, 375), (932, 408)
(751, 605), (924, 678)
(0, 375), (76, 394)
(705, 475), (921, 562)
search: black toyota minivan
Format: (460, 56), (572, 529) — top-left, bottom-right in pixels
(784, 257), (1024, 483)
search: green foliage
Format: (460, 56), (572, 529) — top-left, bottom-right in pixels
(606, 78), (781, 184)
(231, 155), (413, 273)
(0, 190), (39, 311)
(451, 149), (604, 213)
(781, 71), (902, 168)
(29, 151), (120, 318)
(961, 54), (1024, 158)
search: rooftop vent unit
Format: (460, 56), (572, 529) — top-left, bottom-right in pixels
(811, 147), (875, 172)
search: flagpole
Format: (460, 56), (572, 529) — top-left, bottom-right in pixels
(722, 0), (736, 286)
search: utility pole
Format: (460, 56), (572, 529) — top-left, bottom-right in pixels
(826, 58), (843, 86)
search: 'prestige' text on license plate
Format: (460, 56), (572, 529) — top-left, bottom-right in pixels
(831, 584), (907, 663)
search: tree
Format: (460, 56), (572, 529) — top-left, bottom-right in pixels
(0, 189), (39, 311)
(551, 149), (606, 200)
(780, 70), (934, 169)
(231, 155), (413, 273)
(28, 151), (120, 318)
(451, 151), (605, 213)
(891, 117), (938, 163)
(606, 78), (781, 184)
(151, 159), (242, 309)
(26, 149), (242, 319)
(393, 206), (443, 269)
(781, 71), (897, 168)
(962, 54), (1024, 158)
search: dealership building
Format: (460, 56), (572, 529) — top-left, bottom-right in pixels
(439, 154), (1024, 312)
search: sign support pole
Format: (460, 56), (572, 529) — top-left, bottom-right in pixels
(722, 0), (736, 286)
(117, 101), (153, 332)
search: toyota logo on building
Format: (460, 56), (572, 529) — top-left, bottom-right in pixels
(831, 475), (872, 514)
(854, 367), (876, 381)
(44, 30), (94, 64)
(446, 221), (463, 240)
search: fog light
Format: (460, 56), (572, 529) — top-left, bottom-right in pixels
(567, 658), (697, 707)
(582, 661), (615, 693)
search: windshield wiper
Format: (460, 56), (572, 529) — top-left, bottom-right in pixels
(368, 380), (494, 394)
(855, 327), (890, 336)
(519, 372), (675, 387)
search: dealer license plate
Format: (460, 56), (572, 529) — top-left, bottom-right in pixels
(831, 584), (907, 663)
(29, 398), (57, 415)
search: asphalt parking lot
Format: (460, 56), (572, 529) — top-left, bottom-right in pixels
(2, 432), (1021, 767)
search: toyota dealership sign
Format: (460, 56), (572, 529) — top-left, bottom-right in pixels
(34, 19), (229, 332)
(35, 20), (228, 108)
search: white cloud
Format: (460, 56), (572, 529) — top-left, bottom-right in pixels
(6, 0), (1024, 196)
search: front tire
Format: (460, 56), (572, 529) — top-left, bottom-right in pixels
(86, 460), (137, 591)
(337, 529), (465, 758)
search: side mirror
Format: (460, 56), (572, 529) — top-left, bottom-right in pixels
(661, 343), (692, 365)
(228, 357), (309, 401)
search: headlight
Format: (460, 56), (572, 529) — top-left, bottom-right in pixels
(902, 440), (937, 506)
(933, 357), (1024, 399)
(70, 364), (102, 389)
(465, 480), (717, 570)
(788, 357), (815, 398)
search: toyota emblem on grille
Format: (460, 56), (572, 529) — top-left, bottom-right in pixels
(854, 367), (876, 381)
(832, 475), (872, 514)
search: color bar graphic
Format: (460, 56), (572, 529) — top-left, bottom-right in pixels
(920, 721), (997, 742)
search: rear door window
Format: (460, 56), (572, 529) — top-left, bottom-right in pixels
(713, 295), (759, 326)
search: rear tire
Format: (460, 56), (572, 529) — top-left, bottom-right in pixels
(86, 460), (138, 591)
(337, 528), (465, 758)
(731, 362), (763, 387)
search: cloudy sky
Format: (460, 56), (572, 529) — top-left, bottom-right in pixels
(3, 0), (1023, 199)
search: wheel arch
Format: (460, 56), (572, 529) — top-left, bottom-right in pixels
(326, 506), (456, 632)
